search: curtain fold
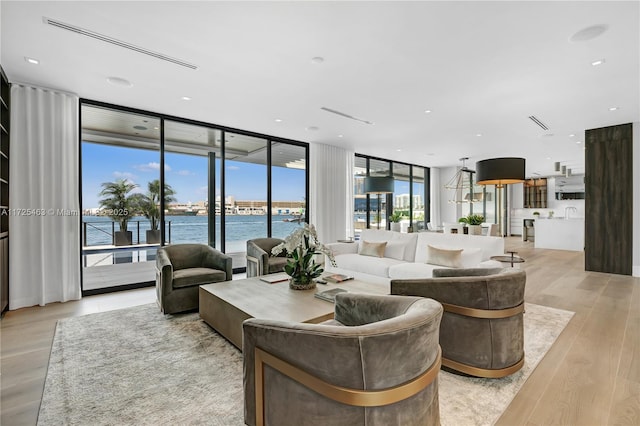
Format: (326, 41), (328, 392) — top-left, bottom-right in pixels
(309, 143), (354, 245)
(9, 84), (81, 309)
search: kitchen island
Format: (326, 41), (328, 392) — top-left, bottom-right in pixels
(534, 218), (584, 251)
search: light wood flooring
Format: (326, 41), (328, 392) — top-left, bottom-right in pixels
(1, 238), (638, 425)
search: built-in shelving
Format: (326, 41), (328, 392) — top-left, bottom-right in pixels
(1, 64), (9, 314)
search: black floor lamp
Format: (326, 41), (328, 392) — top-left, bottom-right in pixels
(364, 176), (394, 230)
(475, 158), (525, 237)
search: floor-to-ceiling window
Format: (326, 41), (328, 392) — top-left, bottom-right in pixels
(271, 142), (307, 239)
(354, 154), (430, 234)
(80, 100), (308, 293)
(81, 105), (160, 292)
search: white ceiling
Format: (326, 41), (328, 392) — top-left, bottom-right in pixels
(2, 1), (638, 177)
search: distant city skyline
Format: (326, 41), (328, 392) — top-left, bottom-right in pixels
(82, 143), (306, 209)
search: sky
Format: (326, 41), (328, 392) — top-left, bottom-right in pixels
(82, 143), (306, 209)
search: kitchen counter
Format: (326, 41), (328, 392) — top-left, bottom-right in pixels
(534, 218), (584, 251)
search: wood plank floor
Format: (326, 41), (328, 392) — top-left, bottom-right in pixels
(1, 238), (638, 425)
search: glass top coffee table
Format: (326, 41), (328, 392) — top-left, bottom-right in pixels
(490, 250), (525, 267)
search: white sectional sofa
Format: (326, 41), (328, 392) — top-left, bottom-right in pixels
(325, 229), (504, 285)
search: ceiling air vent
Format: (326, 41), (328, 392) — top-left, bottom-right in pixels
(321, 107), (374, 125)
(528, 115), (549, 130)
(43, 17), (198, 70)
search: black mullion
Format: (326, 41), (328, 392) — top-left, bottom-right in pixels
(267, 141), (272, 237)
(220, 131), (226, 253)
(409, 165), (414, 229)
(160, 118), (166, 245)
(208, 152), (216, 247)
(78, 100), (84, 294)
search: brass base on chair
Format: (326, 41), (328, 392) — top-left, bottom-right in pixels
(441, 355), (525, 379)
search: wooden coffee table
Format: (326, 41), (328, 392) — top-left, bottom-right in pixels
(199, 275), (387, 350)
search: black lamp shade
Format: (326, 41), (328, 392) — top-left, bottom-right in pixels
(475, 157), (525, 186)
(364, 176), (394, 194)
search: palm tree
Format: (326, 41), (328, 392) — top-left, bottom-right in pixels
(98, 179), (139, 232)
(140, 179), (177, 231)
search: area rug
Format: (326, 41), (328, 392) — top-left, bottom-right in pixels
(38, 302), (573, 426)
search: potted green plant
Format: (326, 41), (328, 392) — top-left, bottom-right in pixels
(465, 214), (485, 235)
(98, 179), (140, 246)
(138, 179), (176, 244)
(389, 211), (403, 232)
(271, 224), (336, 290)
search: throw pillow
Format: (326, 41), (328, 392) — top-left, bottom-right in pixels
(460, 248), (483, 268)
(360, 241), (387, 258)
(426, 245), (463, 268)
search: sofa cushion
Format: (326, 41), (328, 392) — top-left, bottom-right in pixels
(359, 229), (418, 262)
(388, 262), (444, 280)
(384, 242), (406, 260)
(172, 267), (228, 288)
(360, 241), (387, 257)
(415, 232), (505, 262)
(334, 253), (405, 278)
(426, 245), (463, 268)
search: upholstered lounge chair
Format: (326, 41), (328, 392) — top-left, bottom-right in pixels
(391, 268), (526, 378)
(243, 293), (443, 426)
(246, 238), (286, 277)
(156, 243), (232, 314)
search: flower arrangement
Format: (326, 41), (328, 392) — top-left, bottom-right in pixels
(272, 224), (336, 289)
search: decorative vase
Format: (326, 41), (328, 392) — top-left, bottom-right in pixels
(289, 278), (316, 291)
(468, 225), (482, 235)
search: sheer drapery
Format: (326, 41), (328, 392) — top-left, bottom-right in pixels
(430, 168), (441, 229)
(309, 143), (354, 244)
(9, 84), (81, 309)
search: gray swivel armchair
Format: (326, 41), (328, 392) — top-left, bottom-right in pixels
(246, 238), (287, 278)
(243, 293), (443, 426)
(156, 244), (232, 314)
(392, 268), (526, 378)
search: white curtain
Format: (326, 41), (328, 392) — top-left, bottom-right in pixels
(9, 84), (81, 309)
(430, 167), (441, 228)
(310, 143), (354, 244)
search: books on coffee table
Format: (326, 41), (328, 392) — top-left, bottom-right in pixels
(314, 287), (347, 303)
(324, 273), (354, 283)
(259, 273), (290, 284)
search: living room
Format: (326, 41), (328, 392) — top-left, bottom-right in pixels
(1, 1), (639, 425)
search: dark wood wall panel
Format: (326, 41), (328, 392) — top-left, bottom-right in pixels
(585, 123), (633, 275)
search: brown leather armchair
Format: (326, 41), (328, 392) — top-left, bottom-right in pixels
(156, 244), (232, 314)
(392, 268), (526, 378)
(246, 238), (287, 277)
(243, 293), (443, 426)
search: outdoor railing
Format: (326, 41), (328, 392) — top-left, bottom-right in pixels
(82, 220), (172, 247)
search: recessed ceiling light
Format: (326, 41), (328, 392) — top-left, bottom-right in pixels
(133, 125), (147, 130)
(591, 59), (606, 66)
(338, 134), (344, 138)
(306, 126), (319, 131)
(24, 56), (40, 65)
(569, 24), (609, 42)
(181, 96), (192, 101)
(274, 118), (283, 123)
(106, 76), (132, 87)
(424, 110), (432, 114)
(396, 149), (402, 152)
(609, 106), (619, 111)
(569, 134), (575, 137)
(311, 57), (324, 64)
(546, 157), (552, 160)
(476, 133), (483, 137)
(153, 127), (159, 130)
